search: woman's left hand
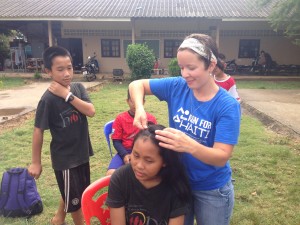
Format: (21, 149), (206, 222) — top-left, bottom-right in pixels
(155, 127), (195, 153)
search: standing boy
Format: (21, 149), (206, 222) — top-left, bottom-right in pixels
(28, 46), (95, 225)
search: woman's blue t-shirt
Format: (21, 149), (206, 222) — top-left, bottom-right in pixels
(150, 77), (241, 190)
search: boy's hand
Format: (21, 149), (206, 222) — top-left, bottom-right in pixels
(123, 155), (131, 164)
(48, 81), (69, 99)
(28, 163), (42, 179)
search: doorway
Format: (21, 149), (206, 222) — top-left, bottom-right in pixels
(57, 38), (83, 72)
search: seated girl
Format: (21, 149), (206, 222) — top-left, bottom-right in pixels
(106, 124), (191, 225)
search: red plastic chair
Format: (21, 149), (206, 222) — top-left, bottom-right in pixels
(81, 176), (111, 225)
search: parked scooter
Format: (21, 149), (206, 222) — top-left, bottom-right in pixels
(81, 55), (99, 81)
(224, 59), (238, 74)
(88, 54), (99, 73)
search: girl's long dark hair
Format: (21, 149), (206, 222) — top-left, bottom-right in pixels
(133, 124), (191, 203)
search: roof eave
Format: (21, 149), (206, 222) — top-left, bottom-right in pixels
(222, 18), (269, 22)
(0, 16), (269, 22)
(0, 17), (131, 22)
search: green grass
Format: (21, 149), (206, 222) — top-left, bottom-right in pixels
(0, 75), (26, 90)
(236, 80), (300, 89)
(0, 81), (299, 224)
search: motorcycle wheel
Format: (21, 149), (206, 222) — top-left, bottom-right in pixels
(86, 73), (96, 82)
(225, 63), (237, 74)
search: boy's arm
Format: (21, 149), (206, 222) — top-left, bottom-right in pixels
(28, 127), (44, 179)
(113, 140), (131, 164)
(69, 94), (95, 117)
(48, 81), (95, 117)
(168, 215), (185, 225)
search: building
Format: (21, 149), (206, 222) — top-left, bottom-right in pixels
(0, 0), (299, 74)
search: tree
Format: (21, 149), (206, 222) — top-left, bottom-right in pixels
(168, 58), (181, 77)
(0, 28), (12, 36)
(126, 43), (155, 80)
(0, 34), (10, 70)
(257, 0), (300, 45)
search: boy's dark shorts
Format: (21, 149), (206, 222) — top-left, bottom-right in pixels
(54, 162), (90, 213)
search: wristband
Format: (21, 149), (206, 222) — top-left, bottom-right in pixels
(65, 92), (73, 102)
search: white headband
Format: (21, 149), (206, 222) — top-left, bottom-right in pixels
(178, 38), (217, 62)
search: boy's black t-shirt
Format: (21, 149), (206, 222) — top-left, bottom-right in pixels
(106, 164), (188, 224)
(35, 82), (93, 170)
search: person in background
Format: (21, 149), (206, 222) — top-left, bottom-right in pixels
(154, 57), (159, 70)
(106, 124), (191, 225)
(128, 33), (241, 225)
(28, 46), (95, 225)
(106, 90), (157, 176)
(259, 50), (273, 74)
(153, 57), (164, 75)
(213, 54), (241, 102)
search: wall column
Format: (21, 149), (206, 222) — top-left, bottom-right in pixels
(215, 24), (220, 48)
(131, 18), (136, 44)
(48, 21), (53, 47)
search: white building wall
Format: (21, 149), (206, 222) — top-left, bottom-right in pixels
(61, 19), (300, 74)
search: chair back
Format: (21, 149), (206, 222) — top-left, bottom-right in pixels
(103, 120), (114, 158)
(81, 176), (111, 225)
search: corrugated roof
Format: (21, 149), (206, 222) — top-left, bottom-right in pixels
(0, 0), (272, 20)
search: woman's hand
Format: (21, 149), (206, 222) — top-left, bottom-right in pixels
(155, 128), (233, 166)
(133, 107), (148, 129)
(155, 127), (196, 153)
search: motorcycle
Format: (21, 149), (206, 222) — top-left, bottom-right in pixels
(224, 59), (238, 74)
(81, 55), (99, 81)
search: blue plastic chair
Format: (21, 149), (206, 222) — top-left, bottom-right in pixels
(103, 120), (114, 158)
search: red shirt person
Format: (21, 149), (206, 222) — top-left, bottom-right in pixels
(106, 90), (157, 175)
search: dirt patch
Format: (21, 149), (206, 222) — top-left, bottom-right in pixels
(0, 107), (27, 116)
(0, 110), (35, 135)
(0, 84), (103, 134)
(0, 107), (28, 123)
(241, 102), (300, 140)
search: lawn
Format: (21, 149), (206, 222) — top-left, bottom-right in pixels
(0, 76), (26, 90)
(236, 80), (300, 89)
(0, 81), (299, 225)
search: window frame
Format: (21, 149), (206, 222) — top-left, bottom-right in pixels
(238, 39), (260, 59)
(101, 39), (121, 58)
(164, 39), (182, 58)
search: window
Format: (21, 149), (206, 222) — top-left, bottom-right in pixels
(238, 39), (260, 58)
(101, 39), (120, 57)
(164, 40), (182, 58)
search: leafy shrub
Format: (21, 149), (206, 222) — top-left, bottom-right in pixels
(0, 34), (10, 70)
(34, 71), (42, 79)
(126, 43), (155, 80)
(168, 58), (181, 77)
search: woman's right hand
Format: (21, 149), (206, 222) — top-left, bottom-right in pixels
(133, 107), (148, 129)
(129, 79), (152, 130)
